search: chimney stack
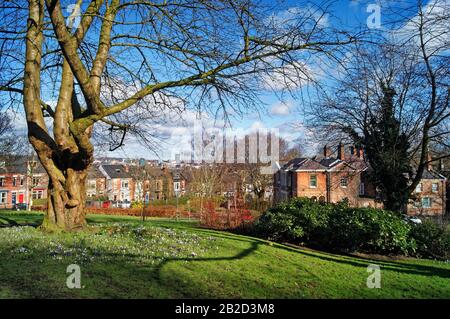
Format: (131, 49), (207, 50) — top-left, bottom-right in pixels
(338, 142), (345, 160)
(427, 153), (433, 171)
(349, 146), (355, 156)
(358, 148), (364, 159)
(323, 145), (331, 158)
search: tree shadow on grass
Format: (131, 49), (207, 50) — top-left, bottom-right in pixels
(170, 226), (450, 280)
(0, 216), (40, 228)
(269, 241), (450, 280)
(3, 214), (450, 285)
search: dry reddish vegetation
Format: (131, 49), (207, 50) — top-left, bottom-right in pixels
(198, 201), (256, 230)
(84, 201), (257, 230)
(84, 206), (198, 219)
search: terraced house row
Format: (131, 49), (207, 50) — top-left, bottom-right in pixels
(0, 157), (189, 209)
(0, 157), (48, 209)
(274, 144), (448, 217)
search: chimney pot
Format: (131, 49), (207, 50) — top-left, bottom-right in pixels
(323, 145), (331, 157)
(358, 148), (364, 159)
(427, 153), (433, 171)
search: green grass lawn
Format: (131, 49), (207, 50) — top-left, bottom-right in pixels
(0, 210), (449, 298)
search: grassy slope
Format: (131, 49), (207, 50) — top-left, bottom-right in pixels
(0, 211), (449, 299)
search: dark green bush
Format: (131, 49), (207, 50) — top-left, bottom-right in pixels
(254, 198), (332, 243)
(410, 220), (450, 260)
(325, 207), (414, 254)
(253, 197), (415, 255)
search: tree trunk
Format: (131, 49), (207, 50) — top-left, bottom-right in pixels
(40, 162), (90, 231)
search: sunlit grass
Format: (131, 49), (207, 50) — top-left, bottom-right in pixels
(0, 211), (449, 298)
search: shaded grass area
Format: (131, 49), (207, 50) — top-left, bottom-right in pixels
(0, 210), (449, 298)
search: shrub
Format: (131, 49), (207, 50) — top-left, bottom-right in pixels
(254, 198), (331, 244)
(410, 220), (450, 260)
(326, 207), (414, 255)
(253, 197), (415, 255)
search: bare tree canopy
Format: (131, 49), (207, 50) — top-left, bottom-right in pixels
(307, 0), (449, 212)
(0, 0), (355, 230)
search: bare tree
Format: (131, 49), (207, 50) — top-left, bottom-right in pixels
(0, 112), (15, 155)
(188, 164), (224, 216)
(308, 0), (449, 212)
(0, 0), (354, 230)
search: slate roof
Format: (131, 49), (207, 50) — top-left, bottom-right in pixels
(0, 156), (46, 175)
(87, 165), (104, 179)
(101, 165), (131, 179)
(281, 158), (309, 170)
(317, 157), (342, 169)
(281, 154), (371, 172)
(281, 157), (344, 171)
(421, 169), (446, 180)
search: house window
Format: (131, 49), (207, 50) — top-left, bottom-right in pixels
(0, 177), (4, 187)
(359, 182), (365, 195)
(432, 183), (439, 193)
(32, 177), (40, 186)
(0, 192), (6, 204)
(309, 175), (317, 188)
(281, 172), (286, 186)
(174, 182), (180, 191)
(415, 183), (422, 193)
(12, 177), (17, 187)
(20, 177), (24, 186)
(32, 190), (44, 199)
(88, 180), (96, 190)
(421, 197), (432, 208)
(340, 177), (348, 188)
(121, 180), (129, 189)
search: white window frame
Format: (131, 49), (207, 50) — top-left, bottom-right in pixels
(88, 180), (96, 190)
(32, 190), (43, 200)
(340, 177), (348, 188)
(415, 183), (422, 193)
(432, 183), (438, 193)
(0, 192), (7, 204)
(309, 175), (317, 188)
(421, 197), (432, 208)
(359, 182), (365, 195)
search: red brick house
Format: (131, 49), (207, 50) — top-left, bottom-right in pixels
(86, 165), (106, 199)
(274, 144), (446, 216)
(408, 165), (447, 217)
(0, 157), (48, 209)
(274, 143), (377, 208)
(99, 164), (135, 202)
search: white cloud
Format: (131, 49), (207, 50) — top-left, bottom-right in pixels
(392, 0), (450, 53)
(269, 101), (295, 116)
(261, 61), (320, 91)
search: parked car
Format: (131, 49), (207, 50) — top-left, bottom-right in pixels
(404, 215), (422, 224)
(13, 203), (28, 211)
(118, 200), (131, 209)
(102, 201), (111, 208)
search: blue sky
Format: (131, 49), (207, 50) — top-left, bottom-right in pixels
(103, 0), (375, 160)
(4, 0), (437, 160)
(103, 0), (429, 160)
